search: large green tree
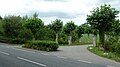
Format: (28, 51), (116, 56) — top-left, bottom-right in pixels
(51, 19), (63, 43)
(63, 21), (76, 45)
(86, 4), (119, 48)
(24, 13), (44, 40)
(3, 15), (23, 38)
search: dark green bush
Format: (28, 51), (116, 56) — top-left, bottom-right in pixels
(22, 40), (59, 51)
(10, 38), (26, 44)
(104, 36), (120, 53)
(0, 36), (13, 43)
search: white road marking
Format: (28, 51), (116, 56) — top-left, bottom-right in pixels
(12, 47), (43, 53)
(12, 47), (35, 53)
(17, 57), (46, 67)
(57, 56), (67, 59)
(107, 65), (115, 67)
(78, 60), (92, 64)
(0, 51), (9, 55)
(41, 53), (49, 56)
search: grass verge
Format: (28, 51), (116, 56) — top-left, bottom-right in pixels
(87, 46), (120, 62)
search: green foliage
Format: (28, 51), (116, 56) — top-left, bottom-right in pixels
(2, 15), (23, 38)
(50, 19), (63, 43)
(51, 19), (63, 34)
(58, 33), (68, 44)
(87, 4), (119, 48)
(63, 21), (76, 36)
(23, 40), (59, 51)
(35, 27), (55, 40)
(0, 36), (11, 43)
(24, 14), (44, 40)
(76, 26), (84, 38)
(0, 16), (2, 20)
(105, 36), (120, 53)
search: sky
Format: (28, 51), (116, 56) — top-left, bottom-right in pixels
(0, 0), (120, 25)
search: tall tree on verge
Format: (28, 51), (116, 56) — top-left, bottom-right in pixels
(63, 21), (76, 45)
(51, 19), (63, 43)
(86, 4), (119, 48)
(24, 13), (44, 40)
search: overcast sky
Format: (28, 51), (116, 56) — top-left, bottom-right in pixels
(0, 0), (120, 25)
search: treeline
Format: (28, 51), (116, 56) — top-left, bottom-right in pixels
(0, 13), (96, 45)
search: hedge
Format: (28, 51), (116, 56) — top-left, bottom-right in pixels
(22, 40), (59, 51)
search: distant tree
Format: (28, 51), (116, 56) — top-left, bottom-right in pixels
(33, 12), (38, 19)
(76, 26), (84, 42)
(0, 16), (2, 20)
(63, 21), (76, 45)
(81, 23), (92, 39)
(86, 4), (119, 48)
(24, 13), (44, 40)
(51, 19), (63, 43)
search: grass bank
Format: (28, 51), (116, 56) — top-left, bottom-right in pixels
(88, 46), (120, 62)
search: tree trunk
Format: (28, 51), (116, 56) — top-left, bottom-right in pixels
(88, 34), (90, 42)
(68, 36), (72, 45)
(93, 35), (97, 47)
(56, 33), (58, 44)
(99, 29), (105, 48)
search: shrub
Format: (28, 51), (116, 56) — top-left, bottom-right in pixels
(22, 40), (59, 51)
(0, 36), (11, 43)
(10, 38), (26, 44)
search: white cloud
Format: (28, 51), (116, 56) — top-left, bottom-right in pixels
(0, 0), (119, 25)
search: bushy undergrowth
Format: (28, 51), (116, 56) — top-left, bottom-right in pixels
(104, 36), (120, 53)
(22, 40), (59, 51)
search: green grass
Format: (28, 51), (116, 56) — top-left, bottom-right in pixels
(88, 46), (120, 62)
(80, 34), (93, 42)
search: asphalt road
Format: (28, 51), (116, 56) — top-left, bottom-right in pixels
(0, 43), (108, 67)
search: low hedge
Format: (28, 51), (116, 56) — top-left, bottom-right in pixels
(22, 40), (59, 51)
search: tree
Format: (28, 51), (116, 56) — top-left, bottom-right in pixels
(0, 16), (2, 20)
(81, 23), (92, 41)
(51, 19), (63, 43)
(86, 4), (119, 48)
(3, 15), (23, 38)
(76, 26), (84, 42)
(24, 13), (44, 40)
(63, 21), (76, 45)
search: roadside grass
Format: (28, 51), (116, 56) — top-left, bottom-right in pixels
(80, 34), (93, 43)
(88, 46), (120, 62)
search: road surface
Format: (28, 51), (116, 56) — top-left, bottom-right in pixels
(0, 43), (114, 67)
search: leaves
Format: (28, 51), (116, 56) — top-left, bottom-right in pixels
(63, 21), (76, 35)
(51, 19), (63, 34)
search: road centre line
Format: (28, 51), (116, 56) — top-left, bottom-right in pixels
(78, 60), (92, 64)
(0, 51), (10, 55)
(17, 57), (46, 67)
(107, 65), (115, 67)
(41, 53), (49, 56)
(12, 47), (35, 53)
(57, 56), (67, 59)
